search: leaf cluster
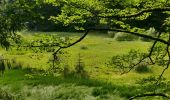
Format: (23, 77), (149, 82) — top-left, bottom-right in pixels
(108, 50), (148, 73)
(16, 34), (72, 53)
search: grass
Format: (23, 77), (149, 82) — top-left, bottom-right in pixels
(0, 31), (170, 99)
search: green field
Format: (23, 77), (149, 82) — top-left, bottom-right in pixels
(0, 32), (170, 100)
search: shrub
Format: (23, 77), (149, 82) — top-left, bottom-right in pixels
(63, 65), (70, 77)
(135, 62), (151, 73)
(11, 60), (23, 70)
(74, 54), (88, 78)
(0, 88), (13, 100)
(107, 31), (116, 38)
(137, 76), (166, 84)
(92, 88), (108, 97)
(114, 32), (138, 41)
(80, 45), (88, 50)
(0, 60), (5, 76)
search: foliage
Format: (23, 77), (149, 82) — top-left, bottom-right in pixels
(0, 0), (41, 49)
(0, 88), (13, 100)
(26, 1), (63, 31)
(107, 31), (116, 38)
(135, 62), (151, 73)
(108, 50), (148, 73)
(137, 76), (166, 85)
(48, 0), (170, 32)
(16, 34), (71, 53)
(74, 54), (88, 78)
(0, 0), (169, 99)
(48, 50), (67, 74)
(0, 60), (5, 76)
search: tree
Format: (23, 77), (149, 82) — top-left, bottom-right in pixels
(48, 0), (170, 99)
(26, 1), (63, 31)
(0, 0), (170, 99)
(49, 0), (170, 67)
(0, 0), (47, 49)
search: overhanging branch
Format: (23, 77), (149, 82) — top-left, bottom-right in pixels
(58, 30), (89, 49)
(129, 93), (170, 100)
(52, 30), (89, 60)
(99, 7), (170, 19)
(87, 28), (169, 45)
(52, 30), (89, 68)
(155, 33), (170, 85)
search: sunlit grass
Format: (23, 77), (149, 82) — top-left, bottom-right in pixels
(0, 31), (170, 99)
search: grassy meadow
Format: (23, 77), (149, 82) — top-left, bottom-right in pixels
(0, 31), (170, 100)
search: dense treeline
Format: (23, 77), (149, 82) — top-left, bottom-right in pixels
(0, 0), (72, 32)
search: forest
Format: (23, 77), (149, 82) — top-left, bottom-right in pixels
(0, 0), (170, 99)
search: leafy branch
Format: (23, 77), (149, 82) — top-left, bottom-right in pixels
(98, 7), (170, 19)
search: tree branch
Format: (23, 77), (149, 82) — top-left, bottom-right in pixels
(87, 28), (170, 45)
(121, 27), (164, 74)
(147, 25), (164, 64)
(121, 57), (147, 74)
(52, 30), (89, 66)
(58, 30), (89, 49)
(155, 33), (170, 85)
(129, 93), (170, 100)
(99, 7), (170, 19)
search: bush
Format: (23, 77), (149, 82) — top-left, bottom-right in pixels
(0, 60), (5, 76)
(10, 59), (23, 70)
(135, 62), (151, 73)
(74, 54), (88, 78)
(0, 88), (13, 100)
(92, 87), (108, 97)
(63, 65), (70, 77)
(107, 31), (116, 38)
(80, 45), (88, 50)
(114, 32), (139, 41)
